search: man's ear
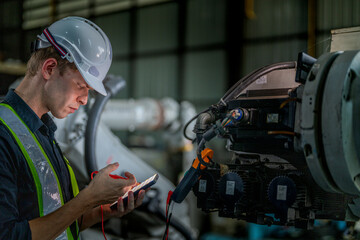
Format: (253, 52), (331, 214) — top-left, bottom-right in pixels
(41, 58), (58, 80)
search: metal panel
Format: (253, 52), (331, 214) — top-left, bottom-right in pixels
(317, 0), (360, 31)
(316, 0), (360, 56)
(330, 27), (360, 52)
(353, 0), (360, 25)
(22, 0), (173, 29)
(136, 3), (178, 52)
(341, 0), (353, 27)
(94, 13), (130, 56)
(242, 0), (307, 79)
(332, 0), (344, 29)
(317, 0), (325, 31)
(183, 50), (226, 103)
(242, 39), (306, 77)
(134, 55), (178, 98)
(57, 0), (88, 15)
(93, 0), (173, 15)
(244, 0), (307, 39)
(186, 0), (225, 47)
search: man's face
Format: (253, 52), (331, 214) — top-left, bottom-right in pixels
(44, 66), (92, 119)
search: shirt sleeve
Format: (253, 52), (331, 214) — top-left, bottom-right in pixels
(0, 126), (32, 240)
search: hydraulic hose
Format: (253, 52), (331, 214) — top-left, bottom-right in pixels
(84, 75), (126, 175)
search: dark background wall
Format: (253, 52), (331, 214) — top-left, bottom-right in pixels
(1, 0), (360, 109)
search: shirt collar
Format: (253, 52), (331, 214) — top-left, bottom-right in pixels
(41, 113), (58, 136)
(3, 89), (57, 135)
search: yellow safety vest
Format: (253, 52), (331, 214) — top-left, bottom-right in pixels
(0, 103), (79, 240)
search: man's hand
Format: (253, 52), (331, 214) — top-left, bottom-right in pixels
(78, 164), (148, 230)
(101, 189), (146, 218)
(87, 163), (137, 206)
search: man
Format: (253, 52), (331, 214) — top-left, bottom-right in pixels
(0, 16), (145, 239)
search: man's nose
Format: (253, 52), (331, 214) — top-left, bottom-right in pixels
(77, 92), (88, 105)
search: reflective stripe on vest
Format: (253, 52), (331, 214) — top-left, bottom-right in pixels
(0, 103), (77, 240)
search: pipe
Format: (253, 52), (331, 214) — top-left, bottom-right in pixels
(307, 0), (316, 57)
(101, 98), (179, 131)
(84, 75), (126, 174)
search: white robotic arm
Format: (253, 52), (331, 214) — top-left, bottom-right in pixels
(53, 76), (196, 239)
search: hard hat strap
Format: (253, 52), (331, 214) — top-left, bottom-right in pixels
(30, 40), (39, 53)
(30, 39), (51, 54)
(43, 28), (68, 59)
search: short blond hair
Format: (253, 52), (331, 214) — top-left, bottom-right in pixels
(26, 46), (77, 77)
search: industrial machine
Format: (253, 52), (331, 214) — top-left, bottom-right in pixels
(173, 50), (360, 230)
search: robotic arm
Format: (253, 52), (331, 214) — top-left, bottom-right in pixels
(173, 50), (360, 229)
(54, 75), (196, 239)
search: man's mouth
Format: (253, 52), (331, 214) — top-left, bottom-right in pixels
(69, 107), (78, 113)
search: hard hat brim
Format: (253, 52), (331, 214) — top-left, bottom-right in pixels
(77, 66), (108, 96)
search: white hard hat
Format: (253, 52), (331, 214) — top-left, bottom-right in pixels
(34, 16), (112, 96)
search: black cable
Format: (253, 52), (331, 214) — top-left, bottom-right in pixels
(162, 212), (173, 240)
(183, 107), (210, 141)
(137, 189), (195, 240)
(153, 202), (193, 240)
(196, 138), (211, 167)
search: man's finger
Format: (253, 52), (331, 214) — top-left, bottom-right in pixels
(127, 191), (135, 210)
(101, 162), (119, 174)
(124, 172), (136, 181)
(121, 172), (136, 186)
(135, 190), (145, 207)
(117, 197), (124, 213)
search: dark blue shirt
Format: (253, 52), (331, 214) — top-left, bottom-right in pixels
(0, 89), (73, 239)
